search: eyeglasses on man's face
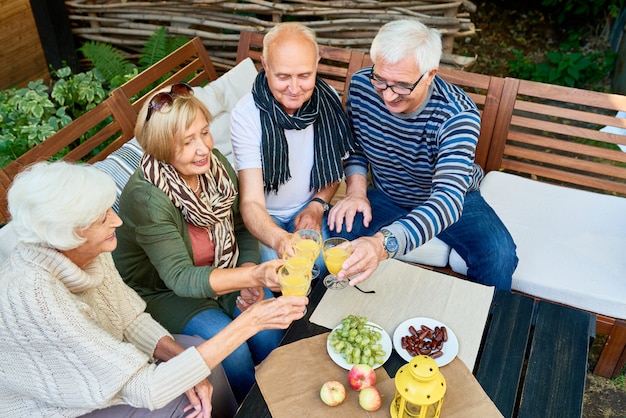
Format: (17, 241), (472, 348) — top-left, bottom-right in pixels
(368, 67), (427, 96)
(146, 82), (194, 121)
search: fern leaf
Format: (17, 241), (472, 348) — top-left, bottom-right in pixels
(139, 27), (190, 70)
(79, 41), (137, 85)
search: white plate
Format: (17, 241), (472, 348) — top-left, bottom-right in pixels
(392, 317), (459, 367)
(326, 321), (392, 370)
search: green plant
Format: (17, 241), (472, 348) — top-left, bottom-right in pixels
(541, 0), (624, 22)
(78, 41), (137, 90)
(507, 34), (616, 89)
(51, 67), (108, 118)
(80, 27), (190, 90)
(139, 27), (190, 70)
(1, 28), (192, 170)
(0, 67), (107, 169)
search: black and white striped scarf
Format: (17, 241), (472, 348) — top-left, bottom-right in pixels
(140, 152), (239, 268)
(252, 70), (356, 193)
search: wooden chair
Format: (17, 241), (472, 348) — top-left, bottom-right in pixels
(236, 31), (364, 107)
(0, 37), (218, 224)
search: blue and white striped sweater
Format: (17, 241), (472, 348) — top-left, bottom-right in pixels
(345, 68), (484, 252)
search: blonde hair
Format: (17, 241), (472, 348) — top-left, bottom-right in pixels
(135, 91), (213, 162)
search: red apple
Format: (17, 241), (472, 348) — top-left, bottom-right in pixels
(348, 364), (376, 391)
(320, 380), (346, 406)
(359, 386), (382, 411)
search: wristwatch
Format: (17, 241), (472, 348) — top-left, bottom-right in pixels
(310, 197), (330, 213)
(381, 229), (399, 258)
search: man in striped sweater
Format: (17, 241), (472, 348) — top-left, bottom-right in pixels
(328, 19), (517, 291)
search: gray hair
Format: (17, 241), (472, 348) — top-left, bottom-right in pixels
(263, 22), (319, 61)
(8, 161), (117, 250)
(370, 19), (442, 73)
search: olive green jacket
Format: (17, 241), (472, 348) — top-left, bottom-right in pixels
(113, 149), (259, 333)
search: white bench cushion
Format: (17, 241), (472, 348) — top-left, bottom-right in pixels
(92, 138), (143, 213)
(449, 171), (626, 319)
(399, 237), (451, 267)
(194, 57), (258, 164)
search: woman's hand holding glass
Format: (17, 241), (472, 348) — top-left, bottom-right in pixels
(278, 264), (312, 314)
(322, 237), (353, 289)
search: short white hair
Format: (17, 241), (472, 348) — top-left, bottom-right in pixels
(8, 161), (117, 250)
(370, 19), (442, 73)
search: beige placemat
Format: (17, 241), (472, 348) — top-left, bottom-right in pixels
(309, 259), (495, 370)
(255, 333), (503, 418)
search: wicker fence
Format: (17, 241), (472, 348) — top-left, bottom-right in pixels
(65, 0), (477, 71)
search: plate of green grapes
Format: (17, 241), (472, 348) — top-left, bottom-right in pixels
(326, 315), (392, 370)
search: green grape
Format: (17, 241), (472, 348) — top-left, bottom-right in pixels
(328, 314), (387, 367)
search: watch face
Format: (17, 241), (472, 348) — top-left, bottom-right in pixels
(385, 237), (399, 253)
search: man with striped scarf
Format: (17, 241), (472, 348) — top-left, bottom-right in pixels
(231, 22), (355, 276)
(328, 19), (518, 292)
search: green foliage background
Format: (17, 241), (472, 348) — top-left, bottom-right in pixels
(0, 28), (189, 169)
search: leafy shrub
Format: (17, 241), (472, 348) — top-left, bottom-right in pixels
(541, 0), (623, 22)
(0, 68), (107, 168)
(0, 27), (191, 169)
(507, 33), (616, 89)
(80, 26), (189, 90)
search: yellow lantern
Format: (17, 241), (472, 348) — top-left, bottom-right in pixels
(390, 355), (446, 418)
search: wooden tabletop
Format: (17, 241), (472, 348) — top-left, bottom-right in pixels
(235, 278), (594, 418)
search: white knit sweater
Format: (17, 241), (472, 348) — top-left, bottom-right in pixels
(0, 244), (211, 417)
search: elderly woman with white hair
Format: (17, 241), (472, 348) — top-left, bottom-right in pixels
(0, 161), (306, 417)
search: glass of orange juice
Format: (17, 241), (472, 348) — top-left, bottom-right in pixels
(321, 237), (352, 289)
(278, 265), (312, 314)
(291, 229), (322, 278)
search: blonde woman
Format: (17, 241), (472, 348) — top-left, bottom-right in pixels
(113, 83), (299, 401)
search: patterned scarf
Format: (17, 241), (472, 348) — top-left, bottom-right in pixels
(252, 70), (356, 193)
(140, 152), (239, 268)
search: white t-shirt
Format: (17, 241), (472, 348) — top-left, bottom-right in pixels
(231, 93), (315, 222)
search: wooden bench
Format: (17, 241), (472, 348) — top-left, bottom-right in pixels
(475, 292), (593, 417)
(1, 34), (624, 379)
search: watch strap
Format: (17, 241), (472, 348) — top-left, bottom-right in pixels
(310, 197), (330, 213)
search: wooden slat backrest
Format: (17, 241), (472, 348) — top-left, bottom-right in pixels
(361, 54), (503, 170)
(486, 77), (626, 195)
(0, 37), (218, 224)
(235, 31), (364, 107)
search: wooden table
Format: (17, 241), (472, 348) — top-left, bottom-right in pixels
(235, 281), (594, 418)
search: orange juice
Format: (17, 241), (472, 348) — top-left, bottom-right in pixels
(279, 274), (310, 296)
(294, 239), (321, 258)
(323, 246), (350, 275)
(285, 255), (314, 271)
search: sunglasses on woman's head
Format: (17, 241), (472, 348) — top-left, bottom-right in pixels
(146, 82), (194, 121)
